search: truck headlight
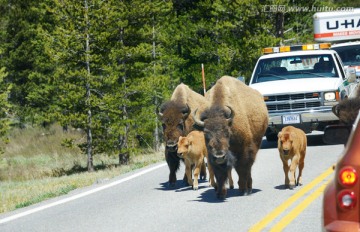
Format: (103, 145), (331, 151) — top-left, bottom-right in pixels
(324, 92), (336, 101)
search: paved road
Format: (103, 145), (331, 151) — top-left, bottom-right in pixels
(0, 134), (343, 232)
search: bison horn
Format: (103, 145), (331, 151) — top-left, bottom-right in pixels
(332, 104), (340, 117)
(156, 105), (163, 118)
(192, 108), (205, 127)
(182, 104), (191, 119)
(226, 106), (234, 119)
(225, 106), (234, 124)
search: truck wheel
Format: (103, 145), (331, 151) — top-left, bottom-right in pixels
(266, 133), (278, 142)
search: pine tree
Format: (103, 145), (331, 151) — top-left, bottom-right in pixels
(0, 66), (10, 141)
(102, 0), (175, 161)
(48, 0), (117, 171)
(0, 0), (58, 127)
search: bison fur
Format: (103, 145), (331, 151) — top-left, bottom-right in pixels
(158, 83), (208, 187)
(278, 126), (307, 189)
(177, 131), (214, 190)
(194, 76), (268, 199)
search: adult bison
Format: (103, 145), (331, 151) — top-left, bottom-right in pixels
(194, 76), (268, 199)
(158, 83), (208, 187)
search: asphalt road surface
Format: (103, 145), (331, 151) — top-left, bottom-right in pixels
(0, 134), (344, 232)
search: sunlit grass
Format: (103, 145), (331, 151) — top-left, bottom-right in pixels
(0, 125), (164, 214)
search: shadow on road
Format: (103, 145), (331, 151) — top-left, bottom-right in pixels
(156, 179), (209, 191)
(275, 184), (292, 190)
(190, 188), (262, 203)
(156, 180), (188, 191)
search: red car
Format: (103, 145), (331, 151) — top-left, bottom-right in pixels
(322, 113), (360, 231)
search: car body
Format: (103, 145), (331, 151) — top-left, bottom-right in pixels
(322, 111), (360, 231)
(249, 45), (357, 141)
(332, 42), (360, 77)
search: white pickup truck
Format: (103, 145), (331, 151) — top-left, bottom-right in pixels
(249, 43), (357, 141)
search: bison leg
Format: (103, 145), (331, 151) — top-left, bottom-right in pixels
(182, 165), (190, 184)
(282, 159), (290, 188)
(228, 168), (234, 189)
(200, 160), (207, 180)
(165, 149), (181, 187)
(212, 165), (228, 199)
(235, 161), (254, 196)
(207, 162), (217, 188)
(297, 153), (305, 186)
(246, 172), (253, 194)
(216, 177), (227, 200)
(184, 159), (194, 188)
(289, 156), (299, 189)
(192, 160), (204, 190)
(236, 167), (251, 196)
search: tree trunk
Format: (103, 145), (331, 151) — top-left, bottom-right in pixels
(86, 108), (94, 172)
(152, 22), (160, 152)
(84, 0), (94, 172)
(275, 12), (284, 38)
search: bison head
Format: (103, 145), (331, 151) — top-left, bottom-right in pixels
(157, 101), (190, 152)
(193, 106), (234, 165)
(277, 131), (294, 156)
(177, 136), (189, 158)
(332, 98), (360, 125)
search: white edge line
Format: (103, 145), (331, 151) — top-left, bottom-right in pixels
(0, 162), (167, 224)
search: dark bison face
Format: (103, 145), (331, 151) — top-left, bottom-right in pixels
(194, 106), (233, 165)
(158, 101), (190, 152)
(332, 98), (360, 125)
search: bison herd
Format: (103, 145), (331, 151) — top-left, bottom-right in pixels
(157, 75), (360, 200)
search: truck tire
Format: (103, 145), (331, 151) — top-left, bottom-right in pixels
(266, 132), (278, 142)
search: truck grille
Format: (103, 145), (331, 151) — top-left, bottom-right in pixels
(265, 92), (322, 112)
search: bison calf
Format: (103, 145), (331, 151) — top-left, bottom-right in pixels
(177, 131), (214, 190)
(278, 126), (307, 189)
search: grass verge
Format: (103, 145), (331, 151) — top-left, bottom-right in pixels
(0, 151), (164, 214)
(0, 125), (164, 214)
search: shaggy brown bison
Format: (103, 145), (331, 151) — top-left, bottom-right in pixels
(332, 86), (360, 126)
(177, 131), (213, 190)
(158, 83), (208, 187)
(194, 76), (268, 199)
(278, 126), (307, 189)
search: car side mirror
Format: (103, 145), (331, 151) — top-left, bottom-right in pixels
(345, 67), (356, 83)
(323, 125), (352, 145)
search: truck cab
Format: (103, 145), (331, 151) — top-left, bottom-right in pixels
(249, 43), (357, 141)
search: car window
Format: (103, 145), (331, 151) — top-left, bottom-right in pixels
(252, 54), (339, 84)
(332, 45), (360, 66)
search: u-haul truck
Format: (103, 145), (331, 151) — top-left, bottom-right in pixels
(314, 9), (360, 84)
(313, 9), (360, 42)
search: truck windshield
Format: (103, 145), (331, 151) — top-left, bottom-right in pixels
(252, 54), (339, 84)
(332, 45), (360, 66)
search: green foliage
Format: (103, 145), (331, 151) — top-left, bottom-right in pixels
(0, 64), (11, 151)
(0, 0), (349, 168)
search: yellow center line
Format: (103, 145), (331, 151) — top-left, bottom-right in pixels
(269, 179), (331, 231)
(248, 166), (334, 232)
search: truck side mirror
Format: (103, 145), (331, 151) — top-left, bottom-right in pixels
(237, 76), (245, 83)
(345, 67), (356, 83)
